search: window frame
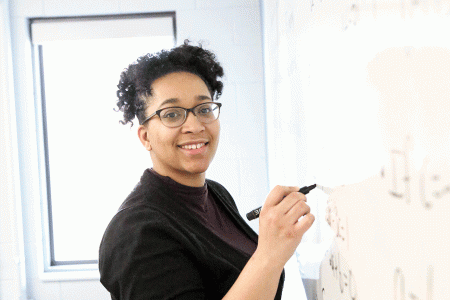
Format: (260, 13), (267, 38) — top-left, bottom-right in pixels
(29, 12), (176, 280)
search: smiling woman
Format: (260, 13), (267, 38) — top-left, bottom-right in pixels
(137, 72), (221, 187)
(99, 41), (316, 300)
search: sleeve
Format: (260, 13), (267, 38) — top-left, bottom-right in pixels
(99, 207), (206, 300)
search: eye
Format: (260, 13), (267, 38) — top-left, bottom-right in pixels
(163, 112), (178, 118)
(197, 105), (213, 115)
(161, 108), (183, 121)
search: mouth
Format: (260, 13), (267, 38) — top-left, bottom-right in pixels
(178, 142), (209, 150)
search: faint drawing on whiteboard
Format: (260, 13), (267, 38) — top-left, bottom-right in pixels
(419, 158), (434, 209)
(389, 149), (410, 201)
(433, 185), (450, 198)
(386, 136), (412, 204)
(426, 265), (433, 300)
(394, 268), (405, 300)
(325, 203), (349, 250)
(319, 240), (358, 300)
(343, 3), (360, 31)
(393, 266), (433, 300)
(420, 157), (450, 210)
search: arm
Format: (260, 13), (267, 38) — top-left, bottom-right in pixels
(223, 185), (315, 300)
(100, 186), (313, 300)
(99, 209), (207, 300)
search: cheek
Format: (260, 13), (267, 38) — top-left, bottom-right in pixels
(149, 127), (179, 149)
(215, 120), (221, 135)
(211, 121), (220, 142)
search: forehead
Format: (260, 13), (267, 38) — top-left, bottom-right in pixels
(152, 72), (210, 95)
(144, 72), (212, 112)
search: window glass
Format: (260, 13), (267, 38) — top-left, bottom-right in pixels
(40, 36), (174, 263)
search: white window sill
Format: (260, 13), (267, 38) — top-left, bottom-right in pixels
(39, 265), (100, 282)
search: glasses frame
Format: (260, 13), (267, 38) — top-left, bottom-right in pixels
(140, 101), (222, 127)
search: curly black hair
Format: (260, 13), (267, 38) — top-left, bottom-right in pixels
(115, 40), (224, 126)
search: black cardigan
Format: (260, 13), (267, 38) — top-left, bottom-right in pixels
(99, 169), (285, 299)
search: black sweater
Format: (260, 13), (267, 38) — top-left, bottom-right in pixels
(99, 169), (285, 300)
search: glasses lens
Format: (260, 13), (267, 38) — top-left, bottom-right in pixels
(160, 107), (186, 127)
(195, 103), (220, 123)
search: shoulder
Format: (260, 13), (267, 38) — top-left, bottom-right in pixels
(105, 204), (168, 234)
(98, 205), (206, 299)
(99, 205), (172, 259)
(117, 169), (156, 212)
(98, 204), (187, 279)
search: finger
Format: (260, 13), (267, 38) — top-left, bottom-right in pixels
(294, 213), (315, 235)
(265, 185), (300, 208)
(275, 192), (306, 215)
(276, 192), (307, 214)
(299, 192), (308, 202)
(285, 200), (310, 224)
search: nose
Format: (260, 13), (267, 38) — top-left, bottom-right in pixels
(181, 110), (205, 133)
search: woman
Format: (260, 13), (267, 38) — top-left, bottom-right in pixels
(99, 41), (315, 300)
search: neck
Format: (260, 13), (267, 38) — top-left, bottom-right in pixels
(151, 167), (206, 187)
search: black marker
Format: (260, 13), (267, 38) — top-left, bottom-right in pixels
(246, 184), (317, 221)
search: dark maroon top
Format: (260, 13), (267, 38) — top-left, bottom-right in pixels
(149, 168), (257, 257)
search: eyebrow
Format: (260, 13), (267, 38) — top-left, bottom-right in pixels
(158, 95), (212, 109)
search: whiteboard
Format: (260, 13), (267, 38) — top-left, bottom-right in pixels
(262, 0), (450, 299)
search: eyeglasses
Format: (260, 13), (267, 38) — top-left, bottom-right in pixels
(141, 102), (222, 128)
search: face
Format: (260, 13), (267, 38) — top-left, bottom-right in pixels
(138, 71), (220, 187)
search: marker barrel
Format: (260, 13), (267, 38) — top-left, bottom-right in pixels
(246, 207), (262, 221)
(246, 184), (316, 221)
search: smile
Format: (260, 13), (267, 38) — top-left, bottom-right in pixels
(179, 142), (207, 150)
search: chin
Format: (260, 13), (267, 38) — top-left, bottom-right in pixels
(188, 166), (209, 175)
(185, 162), (210, 175)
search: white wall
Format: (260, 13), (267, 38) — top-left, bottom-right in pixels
(1, 1), (26, 299)
(5, 0), (268, 299)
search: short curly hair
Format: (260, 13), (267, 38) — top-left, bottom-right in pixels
(115, 40), (224, 126)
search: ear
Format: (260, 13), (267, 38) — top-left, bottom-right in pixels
(138, 125), (152, 151)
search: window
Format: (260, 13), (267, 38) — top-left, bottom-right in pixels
(30, 13), (176, 278)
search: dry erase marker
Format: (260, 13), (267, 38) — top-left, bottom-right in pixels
(246, 184), (317, 221)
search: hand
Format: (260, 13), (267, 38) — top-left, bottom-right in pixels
(254, 185), (315, 270)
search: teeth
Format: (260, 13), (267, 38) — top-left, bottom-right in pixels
(181, 143), (205, 150)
